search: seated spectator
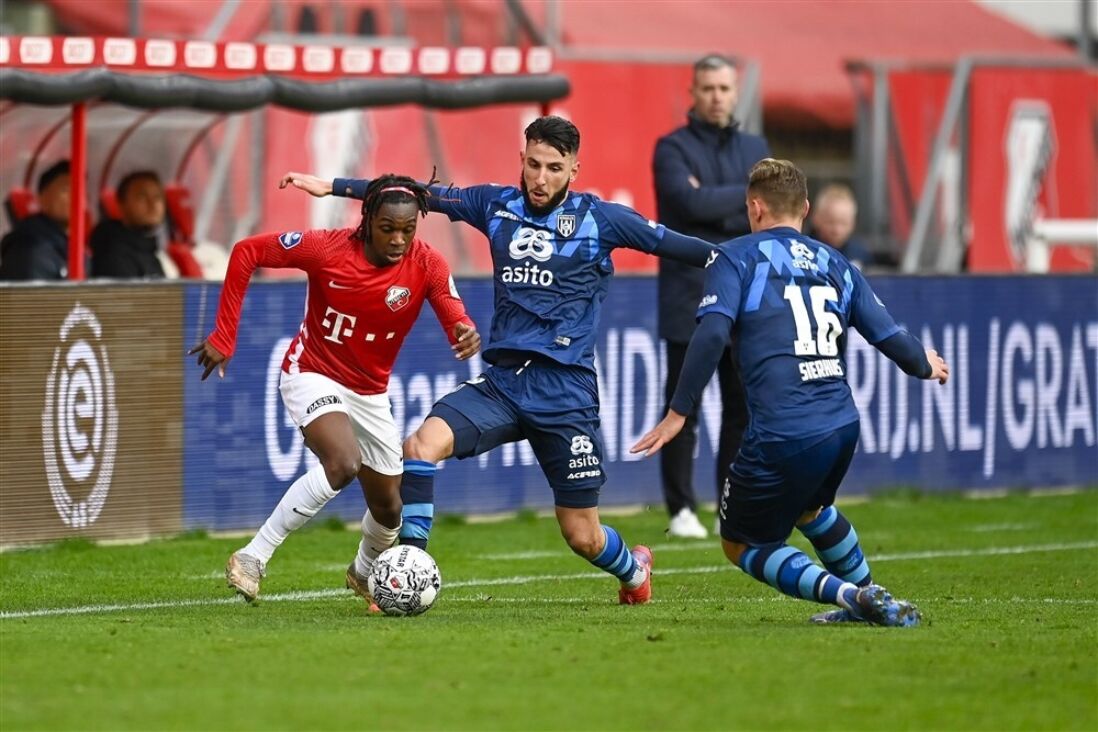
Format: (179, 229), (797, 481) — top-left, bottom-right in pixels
(0, 161), (70, 281)
(90, 170), (166, 279)
(809, 183), (873, 269)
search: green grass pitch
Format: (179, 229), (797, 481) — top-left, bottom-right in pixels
(2, 490), (1096, 731)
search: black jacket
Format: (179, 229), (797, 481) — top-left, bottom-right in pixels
(0, 214), (68, 281)
(90, 219), (165, 279)
(653, 114), (770, 342)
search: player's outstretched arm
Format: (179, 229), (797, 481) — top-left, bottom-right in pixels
(277, 172), (333, 197)
(632, 311), (733, 457)
(595, 199), (717, 267)
(193, 231), (321, 380)
(847, 265), (948, 385)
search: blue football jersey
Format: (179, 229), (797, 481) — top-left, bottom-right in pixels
(425, 183), (671, 371)
(698, 226), (902, 443)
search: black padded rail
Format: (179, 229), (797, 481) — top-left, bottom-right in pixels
(0, 69), (570, 112)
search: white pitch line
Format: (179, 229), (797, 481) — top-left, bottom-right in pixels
(4, 541), (1096, 620)
(871, 541), (1097, 561)
(969, 523), (1036, 533)
(444, 596), (1098, 606)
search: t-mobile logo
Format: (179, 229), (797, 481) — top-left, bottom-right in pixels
(321, 307), (357, 344)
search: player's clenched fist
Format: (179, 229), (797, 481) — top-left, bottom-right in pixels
(451, 322), (481, 360)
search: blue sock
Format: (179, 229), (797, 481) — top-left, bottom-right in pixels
(738, 544), (856, 606)
(798, 506), (872, 586)
(398, 460), (435, 550)
(590, 526), (639, 583)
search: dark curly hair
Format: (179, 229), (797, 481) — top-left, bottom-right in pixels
(351, 173), (437, 242)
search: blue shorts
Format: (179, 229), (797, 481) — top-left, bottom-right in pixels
(719, 421), (860, 546)
(429, 356), (606, 509)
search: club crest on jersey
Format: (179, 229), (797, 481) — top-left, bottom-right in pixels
(279, 231), (303, 249)
(556, 214), (576, 238)
(386, 286), (411, 312)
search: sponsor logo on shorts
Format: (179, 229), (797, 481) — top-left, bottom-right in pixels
(306, 395), (342, 414)
(570, 435), (593, 455)
(568, 454), (600, 469)
(566, 469), (602, 480)
(279, 231), (303, 249)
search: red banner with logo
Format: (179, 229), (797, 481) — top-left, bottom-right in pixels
(966, 67), (1097, 272)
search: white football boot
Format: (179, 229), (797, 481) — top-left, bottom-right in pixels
(225, 551), (265, 602)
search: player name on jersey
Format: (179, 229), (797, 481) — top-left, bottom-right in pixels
(798, 358), (845, 382)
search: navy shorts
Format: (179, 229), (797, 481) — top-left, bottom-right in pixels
(429, 357), (606, 509)
(719, 421), (860, 546)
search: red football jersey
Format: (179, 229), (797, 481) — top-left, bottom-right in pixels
(207, 228), (473, 395)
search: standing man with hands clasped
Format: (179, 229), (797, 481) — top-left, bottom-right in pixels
(652, 54), (771, 538)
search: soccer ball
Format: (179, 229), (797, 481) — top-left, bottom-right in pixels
(367, 545), (441, 616)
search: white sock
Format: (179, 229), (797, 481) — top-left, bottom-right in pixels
(242, 464), (339, 564)
(353, 511), (401, 578)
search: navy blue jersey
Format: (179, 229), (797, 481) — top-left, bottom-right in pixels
(427, 183), (679, 371)
(698, 226), (902, 443)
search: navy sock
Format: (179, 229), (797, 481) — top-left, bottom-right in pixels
(738, 544), (855, 606)
(590, 526), (640, 584)
(798, 506), (872, 586)
(398, 460), (435, 550)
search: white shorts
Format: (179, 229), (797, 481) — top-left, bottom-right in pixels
(278, 370), (403, 476)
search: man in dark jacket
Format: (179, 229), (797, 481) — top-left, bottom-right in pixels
(90, 170), (166, 279)
(0, 160), (71, 281)
(652, 54), (770, 538)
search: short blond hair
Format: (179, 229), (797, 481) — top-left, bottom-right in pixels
(747, 158), (808, 218)
(814, 183), (857, 213)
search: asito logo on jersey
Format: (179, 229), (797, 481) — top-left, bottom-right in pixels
(279, 231), (303, 249)
(385, 286), (411, 311)
(509, 227), (554, 262)
(503, 227), (555, 286)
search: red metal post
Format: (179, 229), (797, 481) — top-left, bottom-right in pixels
(68, 102), (87, 281)
(540, 102), (551, 117)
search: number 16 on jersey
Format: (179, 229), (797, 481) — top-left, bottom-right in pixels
(784, 285), (842, 357)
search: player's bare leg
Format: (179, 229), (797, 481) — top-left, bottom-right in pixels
(556, 506), (652, 605)
(228, 412), (360, 601)
(347, 466), (402, 612)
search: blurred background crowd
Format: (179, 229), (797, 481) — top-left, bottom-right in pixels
(1, 0), (1094, 283)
